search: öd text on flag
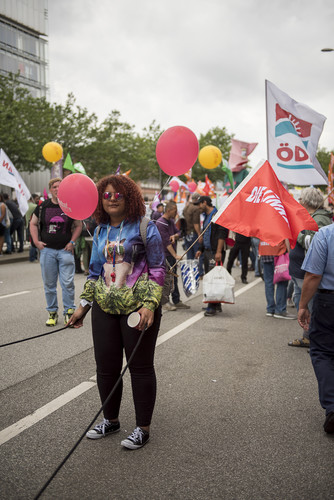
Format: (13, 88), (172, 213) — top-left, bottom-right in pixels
(212, 160), (318, 248)
(266, 80), (327, 186)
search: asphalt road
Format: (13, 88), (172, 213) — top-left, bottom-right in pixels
(0, 255), (333, 500)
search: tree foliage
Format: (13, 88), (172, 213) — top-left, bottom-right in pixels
(0, 73), (332, 189)
(189, 126), (233, 183)
(316, 147), (331, 176)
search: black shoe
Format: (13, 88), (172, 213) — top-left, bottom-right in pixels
(242, 278), (248, 284)
(324, 411), (334, 434)
(216, 304), (222, 312)
(121, 427), (149, 449)
(86, 418), (120, 439)
(204, 308), (216, 317)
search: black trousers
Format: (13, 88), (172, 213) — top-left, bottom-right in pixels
(227, 241), (251, 280)
(91, 301), (162, 427)
(309, 292), (334, 414)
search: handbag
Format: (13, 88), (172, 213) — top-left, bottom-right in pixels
(179, 259), (200, 296)
(202, 263), (235, 304)
(225, 230), (235, 250)
(273, 253), (291, 284)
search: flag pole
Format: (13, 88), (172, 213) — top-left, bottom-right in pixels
(168, 221), (213, 274)
(265, 79), (269, 161)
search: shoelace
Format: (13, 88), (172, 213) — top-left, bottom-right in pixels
(128, 427), (144, 442)
(95, 418), (110, 436)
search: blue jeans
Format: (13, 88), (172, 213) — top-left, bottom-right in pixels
(4, 226), (11, 252)
(262, 261), (288, 314)
(40, 247), (75, 315)
(251, 237), (260, 276)
(184, 232), (199, 260)
(309, 292), (334, 414)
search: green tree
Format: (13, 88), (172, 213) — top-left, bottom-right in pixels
(189, 126), (233, 183)
(0, 73), (98, 173)
(316, 147), (331, 176)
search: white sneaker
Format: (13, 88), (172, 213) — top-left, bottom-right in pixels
(162, 302), (177, 311)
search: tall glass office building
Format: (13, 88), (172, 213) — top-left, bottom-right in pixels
(0, 0), (48, 98)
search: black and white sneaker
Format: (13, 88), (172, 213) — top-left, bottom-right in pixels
(86, 418), (120, 439)
(121, 427), (149, 449)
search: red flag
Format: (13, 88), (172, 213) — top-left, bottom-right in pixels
(212, 160), (318, 248)
(328, 153), (334, 205)
(228, 138), (258, 172)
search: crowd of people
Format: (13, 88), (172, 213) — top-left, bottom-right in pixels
(1, 180), (334, 439)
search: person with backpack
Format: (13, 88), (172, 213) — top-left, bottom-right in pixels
(156, 200), (190, 311)
(68, 174), (165, 450)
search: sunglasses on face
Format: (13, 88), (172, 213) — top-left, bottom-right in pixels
(103, 192), (124, 201)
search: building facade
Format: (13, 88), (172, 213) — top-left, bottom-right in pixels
(0, 0), (49, 98)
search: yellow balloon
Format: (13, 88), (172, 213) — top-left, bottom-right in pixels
(42, 142), (63, 163)
(198, 145), (222, 169)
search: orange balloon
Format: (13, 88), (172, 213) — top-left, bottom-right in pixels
(198, 145), (222, 169)
(42, 142), (63, 163)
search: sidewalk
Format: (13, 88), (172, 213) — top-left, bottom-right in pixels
(0, 247), (31, 265)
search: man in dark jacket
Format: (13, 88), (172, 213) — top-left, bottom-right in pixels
(195, 196), (228, 316)
(3, 193), (24, 253)
(226, 232), (251, 284)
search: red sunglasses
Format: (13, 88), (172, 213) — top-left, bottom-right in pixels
(103, 192), (124, 200)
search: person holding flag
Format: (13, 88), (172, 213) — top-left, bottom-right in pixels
(195, 196), (228, 317)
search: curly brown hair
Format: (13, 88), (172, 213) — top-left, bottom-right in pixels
(94, 175), (146, 224)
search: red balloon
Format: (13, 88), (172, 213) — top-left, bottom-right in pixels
(57, 174), (98, 220)
(156, 126), (199, 176)
(187, 181), (197, 193)
(169, 180), (179, 192)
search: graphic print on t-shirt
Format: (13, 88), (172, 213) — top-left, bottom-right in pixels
(45, 207), (67, 235)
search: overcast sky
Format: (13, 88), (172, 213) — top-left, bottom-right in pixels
(48, 0), (334, 170)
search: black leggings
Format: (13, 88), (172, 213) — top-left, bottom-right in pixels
(91, 302), (162, 427)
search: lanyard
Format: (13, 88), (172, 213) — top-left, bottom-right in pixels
(104, 220), (124, 283)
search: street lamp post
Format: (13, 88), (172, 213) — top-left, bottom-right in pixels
(321, 48), (334, 52)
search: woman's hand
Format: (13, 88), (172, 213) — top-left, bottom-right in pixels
(67, 305), (90, 329)
(136, 307), (154, 331)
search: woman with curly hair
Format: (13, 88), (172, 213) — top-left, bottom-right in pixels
(69, 174), (165, 449)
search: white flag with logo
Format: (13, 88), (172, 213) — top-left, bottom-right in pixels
(0, 149), (31, 215)
(266, 80), (327, 186)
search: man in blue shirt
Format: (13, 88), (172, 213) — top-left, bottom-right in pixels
(298, 223), (334, 434)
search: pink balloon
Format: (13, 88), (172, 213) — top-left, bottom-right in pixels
(156, 126), (199, 176)
(187, 181), (197, 193)
(58, 173), (98, 220)
(169, 180), (179, 192)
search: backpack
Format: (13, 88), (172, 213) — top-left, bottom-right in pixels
(95, 217), (174, 305)
(139, 217), (174, 306)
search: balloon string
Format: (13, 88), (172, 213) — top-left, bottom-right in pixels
(152, 176), (171, 203)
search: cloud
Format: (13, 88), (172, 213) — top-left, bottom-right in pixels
(48, 0), (334, 167)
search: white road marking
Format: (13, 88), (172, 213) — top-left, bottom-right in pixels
(0, 291), (31, 299)
(0, 279), (262, 445)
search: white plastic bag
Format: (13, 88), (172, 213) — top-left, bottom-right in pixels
(179, 259), (200, 297)
(203, 265), (235, 304)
